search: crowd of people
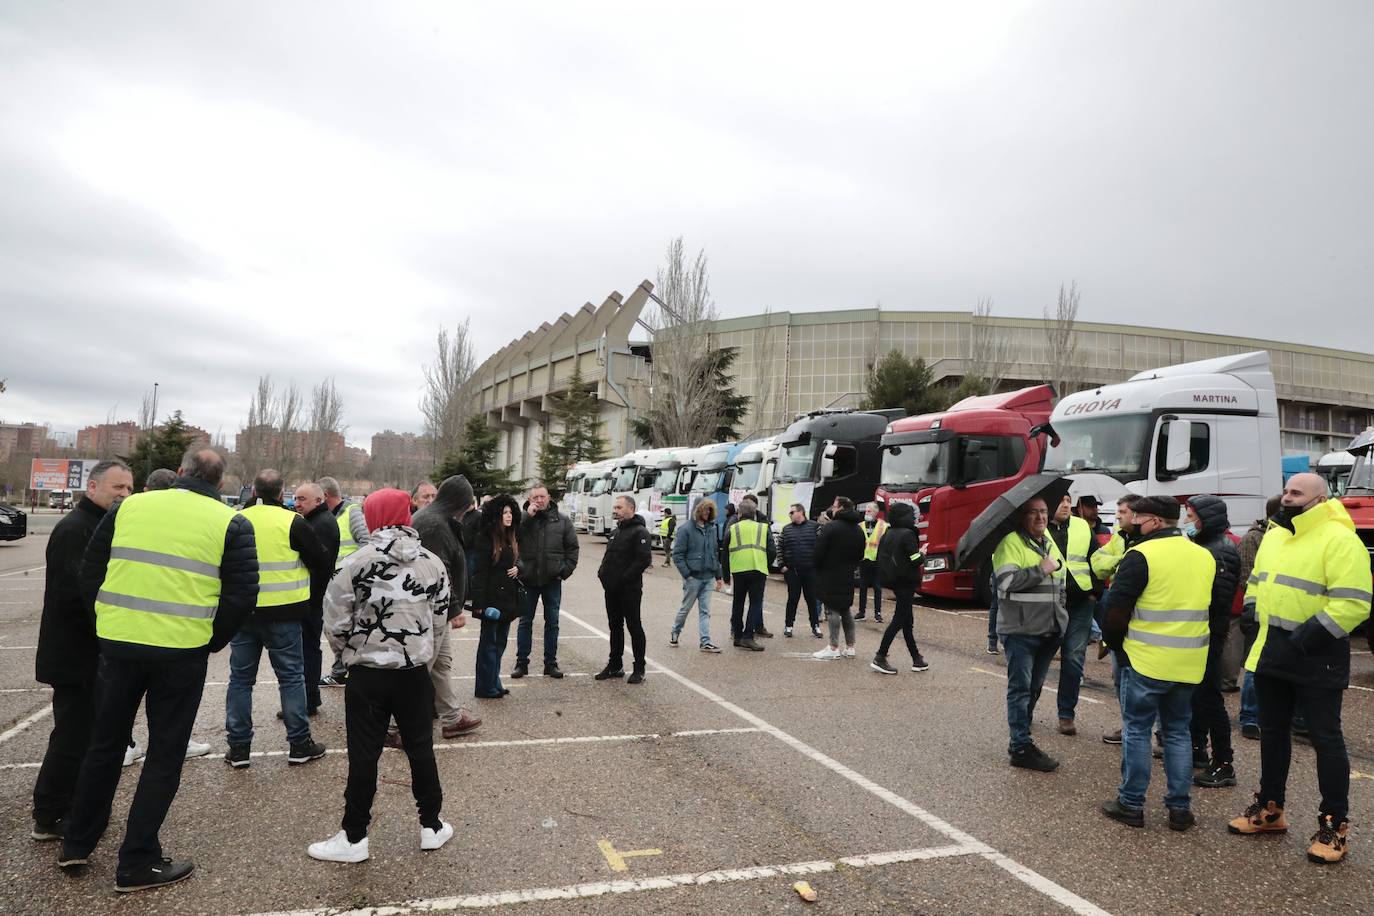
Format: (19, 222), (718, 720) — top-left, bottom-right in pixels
(25, 452), (1373, 891)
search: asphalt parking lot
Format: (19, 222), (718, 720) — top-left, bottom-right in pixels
(2, 531), (1373, 915)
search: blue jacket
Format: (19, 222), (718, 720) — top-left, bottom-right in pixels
(673, 520), (722, 580)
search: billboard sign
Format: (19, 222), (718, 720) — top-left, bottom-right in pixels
(29, 458), (96, 491)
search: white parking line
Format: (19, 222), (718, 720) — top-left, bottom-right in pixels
(0, 706), (53, 745)
(252, 842), (983, 914)
(0, 566), (45, 578)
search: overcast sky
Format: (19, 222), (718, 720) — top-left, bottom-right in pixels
(2, 1), (1370, 448)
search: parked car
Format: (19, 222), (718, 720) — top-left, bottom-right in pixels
(0, 502), (27, 541)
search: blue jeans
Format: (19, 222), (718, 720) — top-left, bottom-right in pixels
(1056, 595), (1096, 720)
(474, 616), (513, 697)
(674, 577), (715, 645)
(227, 618), (310, 746)
(1118, 667), (1195, 811)
(516, 580), (562, 667)
(1003, 633), (1061, 752)
(1239, 669), (1259, 727)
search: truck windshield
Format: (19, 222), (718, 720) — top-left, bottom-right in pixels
(880, 442), (951, 490)
(775, 443), (816, 481)
(613, 466), (637, 491)
(732, 460), (763, 490)
(591, 476), (612, 496)
(1347, 455), (1374, 495)
(657, 468), (682, 492)
(1043, 415), (1153, 478)
(692, 468), (725, 492)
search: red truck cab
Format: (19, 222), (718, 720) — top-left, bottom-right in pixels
(1339, 427), (1374, 572)
(875, 385), (1056, 603)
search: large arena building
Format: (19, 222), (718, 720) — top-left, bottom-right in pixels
(471, 279), (1374, 481)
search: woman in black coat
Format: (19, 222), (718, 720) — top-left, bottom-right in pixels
(812, 498), (867, 659)
(471, 495), (525, 699)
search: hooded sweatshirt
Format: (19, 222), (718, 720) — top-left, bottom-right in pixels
(1187, 494), (1241, 634)
(875, 502), (922, 590)
(413, 475), (474, 618)
(323, 517), (451, 669)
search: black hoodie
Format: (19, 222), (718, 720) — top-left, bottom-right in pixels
(1187, 495), (1241, 641)
(814, 508), (866, 606)
(598, 514), (653, 591)
(413, 475), (474, 618)
(876, 502), (922, 590)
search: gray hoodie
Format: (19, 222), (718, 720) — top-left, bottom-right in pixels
(323, 525), (451, 669)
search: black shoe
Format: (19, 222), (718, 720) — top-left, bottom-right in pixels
(544, 664), (564, 679)
(288, 739), (327, 766)
(854, 612), (866, 621)
(1194, 762), (1237, 788)
(627, 668), (645, 685)
(32, 818), (63, 842)
(58, 847), (90, 874)
(499, 687), (511, 696)
(225, 744), (251, 769)
(1167, 807), (1197, 832)
(755, 626), (774, 638)
(986, 637), (999, 656)
(1100, 799), (1144, 828)
(1102, 728), (1123, 745)
(1241, 724), (1261, 741)
(910, 652), (929, 672)
(115, 857), (195, 893)
(738, 637), (765, 652)
(733, 637), (742, 647)
(874, 613), (884, 624)
(594, 666), (624, 681)
(870, 654), (897, 675)
(1009, 743), (1059, 772)
(812, 626), (824, 639)
(1192, 747), (1211, 769)
(510, 662), (528, 679)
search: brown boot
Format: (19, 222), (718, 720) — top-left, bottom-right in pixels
(1228, 794), (1288, 835)
(1058, 718), (1077, 736)
(1307, 815), (1350, 864)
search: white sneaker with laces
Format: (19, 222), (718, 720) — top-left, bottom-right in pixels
(308, 830), (369, 863)
(842, 646), (857, 658)
(123, 743), (144, 768)
(184, 739), (211, 759)
(421, 821), (454, 851)
(812, 647), (842, 660)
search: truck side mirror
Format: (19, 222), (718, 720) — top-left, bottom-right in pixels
(1164, 419), (1193, 474)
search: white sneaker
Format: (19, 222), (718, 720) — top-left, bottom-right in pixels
(308, 830), (369, 863)
(122, 743), (144, 767)
(812, 647), (842, 660)
(842, 646), (857, 658)
(184, 739), (211, 759)
(420, 821), (454, 851)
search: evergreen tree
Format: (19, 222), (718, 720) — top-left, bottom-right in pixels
(549, 365), (607, 464)
(124, 410), (198, 490)
(535, 434), (568, 501)
(946, 373), (992, 406)
(859, 350), (945, 418)
(435, 414), (524, 497)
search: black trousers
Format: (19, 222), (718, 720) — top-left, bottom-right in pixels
(33, 681), (98, 825)
(730, 571), (766, 639)
(877, 587), (920, 661)
(1190, 646), (1232, 765)
(605, 586), (646, 669)
(343, 665), (443, 842)
(301, 606), (324, 711)
(858, 560), (882, 615)
(784, 567), (820, 628)
(1256, 672), (1349, 820)
(63, 651), (207, 870)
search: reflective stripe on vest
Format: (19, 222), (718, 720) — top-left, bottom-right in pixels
(1063, 516), (1093, 591)
(95, 488), (234, 649)
(1122, 534), (1215, 684)
(336, 502), (360, 561)
(991, 532), (1066, 602)
(863, 519), (888, 562)
(728, 520), (770, 575)
(239, 504), (309, 607)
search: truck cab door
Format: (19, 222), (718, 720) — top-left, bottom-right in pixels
(1150, 415), (1221, 496)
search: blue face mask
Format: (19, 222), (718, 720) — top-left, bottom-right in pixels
(1181, 521), (1199, 539)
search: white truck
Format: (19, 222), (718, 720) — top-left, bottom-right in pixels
(1041, 350), (1282, 531)
(1317, 450), (1356, 497)
(728, 436), (781, 523)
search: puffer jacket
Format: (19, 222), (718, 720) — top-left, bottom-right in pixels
(518, 506), (579, 586)
(323, 525), (451, 669)
(779, 519), (820, 571)
(876, 502), (922, 590)
(599, 515), (653, 591)
(1188, 495), (1241, 646)
(470, 495), (527, 620)
(814, 508), (866, 607)
(673, 519), (722, 580)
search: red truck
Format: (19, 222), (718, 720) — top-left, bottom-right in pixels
(875, 384), (1057, 603)
(1340, 427), (1374, 570)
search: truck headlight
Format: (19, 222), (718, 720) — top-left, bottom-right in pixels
(923, 556), (949, 572)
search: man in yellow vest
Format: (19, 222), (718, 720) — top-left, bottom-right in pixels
(225, 470), (333, 769)
(1047, 494), (1101, 736)
(320, 476), (368, 687)
(725, 502), (775, 652)
(1099, 496), (1218, 832)
(59, 449), (258, 892)
(658, 507), (677, 567)
(855, 504), (887, 623)
(1228, 472), (1371, 864)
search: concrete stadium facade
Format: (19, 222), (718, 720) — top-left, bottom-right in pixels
(471, 279), (1374, 482)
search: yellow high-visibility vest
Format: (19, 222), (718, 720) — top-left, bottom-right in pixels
(1122, 534), (1215, 684)
(728, 519), (770, 575)
(240, 504), (309, 607)
(336, 501), (362, 563)
(94, 489), (235, 649)
(862, 518), (888, 562)
(1062, 516), (1093, 591)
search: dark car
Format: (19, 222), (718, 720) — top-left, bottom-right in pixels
(0, 502), (27, 541)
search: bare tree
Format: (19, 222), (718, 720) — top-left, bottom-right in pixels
(238, 375), (303, 480)
(969, 297), (1016, 392)
(421, 320), (477, 465)
(1042, 281), (1083, 398)
(750, 308), (783, 432)
(304, 378), (347, 478)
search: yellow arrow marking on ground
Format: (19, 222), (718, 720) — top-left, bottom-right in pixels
(1351, 770), (1374, 781)
(598, 838), (663, 872)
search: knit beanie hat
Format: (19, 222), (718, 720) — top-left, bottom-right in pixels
(363, 488), (413, 532)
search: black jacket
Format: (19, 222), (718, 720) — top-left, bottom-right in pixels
(81, 476), (259, 657)
(36, 497), (107, 685)
(302, 502), (341, 617)
(599, 515), (653, 591)
(814, 508), (866, 607)
(244, 499), (332, 624)
(779, 519), (820, 571)
(517, 506), (579, 586)
(1188, 495), (1241, 650)
(469, 496), (526, 620)
(876, 502), (922, 591)
(413, 476), (474, 619)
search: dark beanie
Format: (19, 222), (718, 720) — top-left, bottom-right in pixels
(1133, 495), (1182, 521)
(363, 488), (413, 531)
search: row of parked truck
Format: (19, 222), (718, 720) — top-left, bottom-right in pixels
(560, 350), (1374, 604)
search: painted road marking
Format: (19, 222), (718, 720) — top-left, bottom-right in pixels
(0, 706), (53, 745)
(558, 610), (1109, 916)
(0, 566), (45, 578)
(249, 843), (985, 914)
(597, 838), (663, 872)
(1352, 770), (1374, 781)
(0, 728), (763, 771)
(969, 666), (1103, 705)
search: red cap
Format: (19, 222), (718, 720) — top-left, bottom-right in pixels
(362, 488), (412, 532)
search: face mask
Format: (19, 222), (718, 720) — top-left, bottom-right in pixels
(1181, 521), (1198, 539)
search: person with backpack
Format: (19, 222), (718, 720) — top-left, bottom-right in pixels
(870, 502), (928, 674)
